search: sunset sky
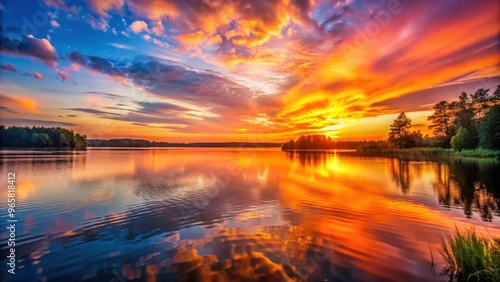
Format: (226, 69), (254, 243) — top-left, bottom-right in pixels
(1, 0), (499, 142)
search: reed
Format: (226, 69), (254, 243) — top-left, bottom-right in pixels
(439, 227), (500, 282)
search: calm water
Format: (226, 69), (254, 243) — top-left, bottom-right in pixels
(1, 148), (499, 282)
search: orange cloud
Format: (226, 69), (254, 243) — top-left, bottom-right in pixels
(70, 63), (80, 71)
(177, 31), (205, 48)
(0, 95), (39, 113)
(87, 0), (123, 17)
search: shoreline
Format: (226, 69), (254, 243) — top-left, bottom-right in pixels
(282, 148), (500, 159)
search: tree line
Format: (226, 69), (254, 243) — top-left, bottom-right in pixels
(88, 139), (282, 147)
(281, 134), (387, 150)
(389, 85), (500, 150)
(0, 126), (87, 150)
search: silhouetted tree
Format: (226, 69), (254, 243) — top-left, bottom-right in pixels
(427, 101), (456, 147)
(388, 112), (414, 148)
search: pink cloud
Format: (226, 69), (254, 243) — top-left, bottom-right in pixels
(50, 20), (60, 28)
(56, 69), (70, 81)
(1, 35), (58, 67)
(129, 20), (149, 34)
(70, 64), (81, 71)
(34, 72), (43, 80)
(87, 0), (123, 17)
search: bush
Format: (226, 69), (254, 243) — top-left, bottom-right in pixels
(451, 127), (476, 151)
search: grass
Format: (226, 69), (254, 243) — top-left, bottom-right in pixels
(439, 227), (500, 282)
(355, 147), (500, 159)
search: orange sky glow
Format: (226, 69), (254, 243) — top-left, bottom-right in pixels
(1, 0), (499, 142)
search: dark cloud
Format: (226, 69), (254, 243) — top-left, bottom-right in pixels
(67, 114), (78, 117)
(0, 106), (18, 113)
(135, 101), (189, 114)
(63, 108), (121, 116)
(38, 88), (124, 99)
(82, 91), (122, 99)
(0, 35), (58, 67)
(69, 51), (86, 66)
(69, 52), (259, 111)
(0, 63), (16, 72)
(62, 104), (193, 127)
(43, 0), (80, 15)
(2, 118), (77, 127)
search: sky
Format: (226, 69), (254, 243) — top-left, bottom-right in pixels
(0, 0), (499, 142)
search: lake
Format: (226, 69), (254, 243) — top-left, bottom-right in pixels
(1, 148), (499, 282)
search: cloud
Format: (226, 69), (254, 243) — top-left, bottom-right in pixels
(129, 20), (149, 34)
(56, 69), (70, 81)
(34, 72), (43, 80)
(69, 51), (86, 66)
(63, 107), (120, 116)
(0, 63), (16, 72)
(0, 106), (18, 114)
(2, 118), (77, 127)
(69, 52), (261, 112)
(82, 91), (122, 99)
(23, 71), (44, 80)
(87, 0), (123, 17)
(70, 63), (80, 71)
(63, 105), (192, 127)
(50, 20), (60, 28)
(109, 43), (133, 50)
(87, 14), (108, 31)
(0, 35), (58, 67)
(123, 0), (316, 47)
(135, 101), (190, 114)
(43, 0), (79, 15)
(177, 31), (205, 48)
(0, 95), (39, 113)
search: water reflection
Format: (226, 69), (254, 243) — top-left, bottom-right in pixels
(389, 159), (411, 194)
(1, 149), (499, 282)
(287, 151), (500, 221)
(434, 159), (500, 221)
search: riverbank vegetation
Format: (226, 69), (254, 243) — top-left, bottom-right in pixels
(440, 227), (500, 282)
(0, 126), (87, 150)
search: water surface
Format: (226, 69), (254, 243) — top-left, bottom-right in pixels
(1, 148), (499, 281)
